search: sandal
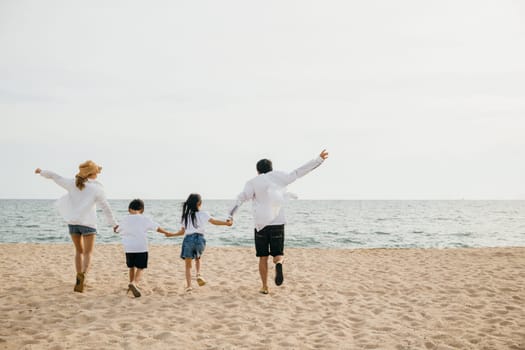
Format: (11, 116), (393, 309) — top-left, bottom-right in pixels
(196, 274), (206, 287)
(74, 272), (85, 293)
(128, 283), (141, 298)
(259, 287), (269, 295)
(185, 286), (193, 293)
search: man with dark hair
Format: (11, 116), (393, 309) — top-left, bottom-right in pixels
(256, 159), (273, 174)
(228, 149), (329, 294)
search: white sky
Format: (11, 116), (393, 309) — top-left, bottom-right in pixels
(1, 0), (525, 199)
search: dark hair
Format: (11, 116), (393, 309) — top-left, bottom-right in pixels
(256, 159), (273, 174)
(75, 175), (87, 190)
(129, 199), (145, 211)
(182, 193), (201, 228)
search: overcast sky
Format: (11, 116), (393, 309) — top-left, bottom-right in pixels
(1, 0), (524, 200)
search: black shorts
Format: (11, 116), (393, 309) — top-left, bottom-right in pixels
(126, 252), (148, 269)
(254, 224), (284, 257)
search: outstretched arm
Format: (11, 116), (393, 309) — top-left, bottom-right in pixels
(35, 168), (73, 191)
(275, 149), (329, 186)
(162, 227), (185, 237)
(209, 218), (233, 226)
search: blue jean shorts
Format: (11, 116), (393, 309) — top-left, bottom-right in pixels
(68, 224), (97, 235)
(180, 233), (206, 259)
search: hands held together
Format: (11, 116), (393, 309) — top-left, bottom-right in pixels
(163, 218), (232, 238)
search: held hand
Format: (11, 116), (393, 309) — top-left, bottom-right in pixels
(226, 219), (233, 227)
(319, 149), (329, 160)
(113, 225), (119, 233)
(35, 168), (41, 174)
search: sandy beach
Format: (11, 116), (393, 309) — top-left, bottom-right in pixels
(0, 244), (524, 349)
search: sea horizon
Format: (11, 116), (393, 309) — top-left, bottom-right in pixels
(1, 199), (524, 248)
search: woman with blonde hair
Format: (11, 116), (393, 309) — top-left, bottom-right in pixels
(35, 160), (118, 292)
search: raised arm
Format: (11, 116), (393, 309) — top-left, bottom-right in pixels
(35, 168), (74, 191)
(274, 149), (329, 186)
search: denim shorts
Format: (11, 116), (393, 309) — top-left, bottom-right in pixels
(180, 233), (206, 259)
(68, 224), (97, 235)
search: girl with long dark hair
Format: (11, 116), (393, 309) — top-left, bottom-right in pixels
(166, 193), (232, 292)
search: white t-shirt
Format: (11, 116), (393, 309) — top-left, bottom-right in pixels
(182, 211), (212, 236)
(118, 214), (159, 253)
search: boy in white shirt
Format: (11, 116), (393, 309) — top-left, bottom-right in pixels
(116, 199), (180, 297)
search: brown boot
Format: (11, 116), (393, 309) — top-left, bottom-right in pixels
(74, 272), (85, 292)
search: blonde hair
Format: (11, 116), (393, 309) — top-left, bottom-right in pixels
(75, 175), (88, 190)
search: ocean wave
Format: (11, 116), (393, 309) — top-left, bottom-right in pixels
(335, 238), (364, 245)
(374, 231), (391, 235)
(2, 199), (525, 248)
(451, 232), (474, 237)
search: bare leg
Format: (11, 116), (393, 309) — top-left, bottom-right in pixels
(127, 268), (142, 297)
(195, 257), (201, 276)
(259, 256), (269, 290)
(273, 255), (284, 264)
(195, 257), (207, 286)
(185, 258), (193, 289)
(70, 234), (88, 292)
(134, 269), (144, 285)
(81, 234), (96, 273)
(70, 234), (83, 273)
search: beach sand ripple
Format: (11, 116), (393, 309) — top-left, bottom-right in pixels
(0, 244), (524, 349)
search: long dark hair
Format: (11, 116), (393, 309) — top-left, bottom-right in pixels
(182, 193), (201, 228)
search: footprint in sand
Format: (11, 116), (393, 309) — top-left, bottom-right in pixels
(153, 332), (174, 341)
(119, 322), (133, 331)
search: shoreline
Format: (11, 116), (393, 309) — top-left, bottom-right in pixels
(2, 242), (525, 249)
(1, 244), (524, 349)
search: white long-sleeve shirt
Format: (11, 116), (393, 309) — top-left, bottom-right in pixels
(229, 156), (324, 231)
(40, 170), (117, 229)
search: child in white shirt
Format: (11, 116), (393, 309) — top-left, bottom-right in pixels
(116, 199), (179, 297)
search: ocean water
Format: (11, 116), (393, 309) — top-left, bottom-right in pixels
(1, 200), (524, 249)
